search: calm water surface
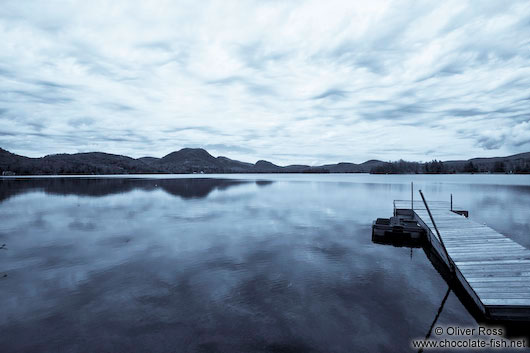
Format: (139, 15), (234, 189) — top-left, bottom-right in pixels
(0, 174), (529, 352)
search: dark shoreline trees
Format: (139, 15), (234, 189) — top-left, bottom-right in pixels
(370, 159), (529, 174)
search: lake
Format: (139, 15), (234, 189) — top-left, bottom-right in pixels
(0, 174), (529, 352)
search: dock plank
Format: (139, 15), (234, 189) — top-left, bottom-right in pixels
(482, 299), (530, 306)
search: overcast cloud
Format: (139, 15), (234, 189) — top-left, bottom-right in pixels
(1, 0), (530, 165)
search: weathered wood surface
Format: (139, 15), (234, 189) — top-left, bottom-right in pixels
(394, 200), (530, 318)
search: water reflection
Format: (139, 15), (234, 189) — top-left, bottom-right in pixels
(0, 175), (528, 352)
(0, 177), (256, 201)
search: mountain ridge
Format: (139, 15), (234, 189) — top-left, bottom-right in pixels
(1, 147), (529, 175)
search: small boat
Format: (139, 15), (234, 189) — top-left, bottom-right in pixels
(372, 215), (426, 245)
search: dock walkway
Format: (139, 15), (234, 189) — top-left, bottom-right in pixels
(394, 200), (530, 321)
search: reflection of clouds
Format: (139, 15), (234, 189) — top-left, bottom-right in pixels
(0, 176), (526, 351)
(68, 220), (97, 231)
(465, 188), (530, 249)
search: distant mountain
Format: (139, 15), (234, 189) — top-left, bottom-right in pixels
(252, 160), (284, 172)
(156, 148), (223, 173)
(137, 156), (159, 164)
(0, 148), (156, 175)
(0, 147), (529, 175)
(443, 152), (530, 173)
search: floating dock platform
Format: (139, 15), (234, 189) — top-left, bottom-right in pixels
(394, 199), (530, 321)
(372, 215), (425, 248)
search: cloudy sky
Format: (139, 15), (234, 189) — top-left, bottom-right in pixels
(1, 1), (530, 165)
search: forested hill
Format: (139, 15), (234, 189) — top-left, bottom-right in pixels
(1, 147), (529, 175)
(369, 152), (530, 174)
(0, 147), (376, 175)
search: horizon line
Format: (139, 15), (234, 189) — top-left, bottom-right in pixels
(2, 146), (529, 168)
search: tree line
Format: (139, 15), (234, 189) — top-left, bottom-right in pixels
(370, 159), (530, 174)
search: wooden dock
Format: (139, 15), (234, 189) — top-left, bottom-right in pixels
(394, 200), (530, 321)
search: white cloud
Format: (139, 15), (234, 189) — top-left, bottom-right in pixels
(1, 0), (529, 164)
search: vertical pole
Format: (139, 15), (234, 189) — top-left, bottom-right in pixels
(411, 182), (414, 211)
(419, 190), (455, 274)
(450, 194), (453, 211)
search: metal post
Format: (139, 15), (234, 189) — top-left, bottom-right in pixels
(419, 190), (455, 274)
(411, 182), (414, 211)
(450, 194), (453, 211)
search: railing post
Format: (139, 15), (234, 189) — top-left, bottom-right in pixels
(419, 190), (455, 274)
(411, 182), (414, 211)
